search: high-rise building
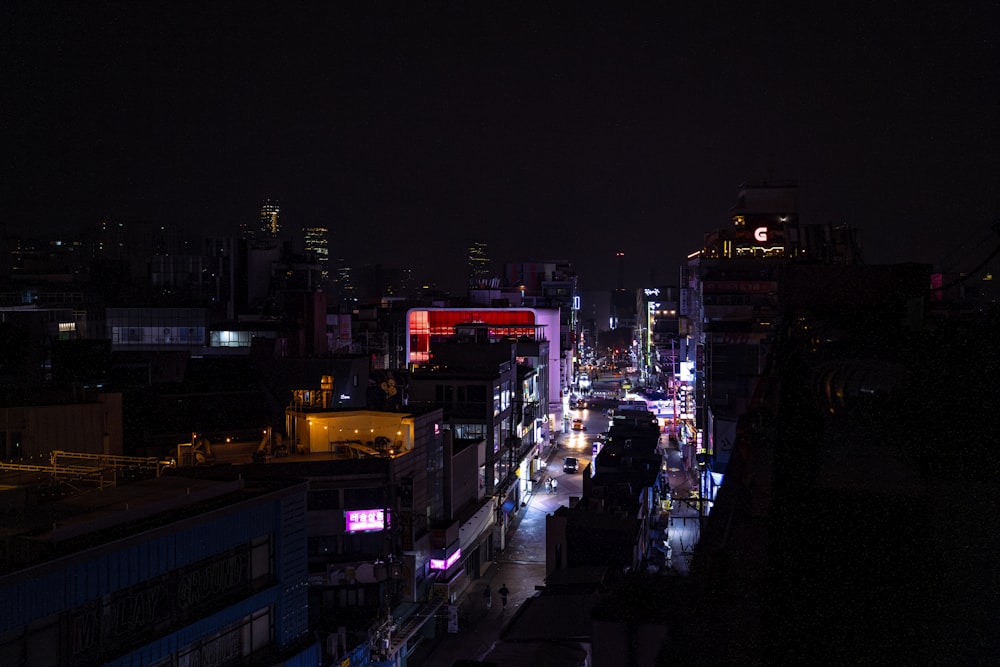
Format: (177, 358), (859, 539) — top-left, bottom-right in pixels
(332, 257), (356, 306)
(467, 241), (491, 287)
(699, 181), (800, 260)
(260, 199), (280, 238)
(238, 219), (256, 241)
(303, 225), (330, 285)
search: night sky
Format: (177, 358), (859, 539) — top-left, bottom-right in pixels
(4, 2), (998, 291)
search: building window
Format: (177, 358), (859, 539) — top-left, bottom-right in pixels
(251, 536), (272, 582)
(453, 423), (486, 439)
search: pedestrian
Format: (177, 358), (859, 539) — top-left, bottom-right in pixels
(551, 477), (558, 493)
(544, 478), (552, 494)
(498, 583), (509, 609)
(483, 584), (492, 609)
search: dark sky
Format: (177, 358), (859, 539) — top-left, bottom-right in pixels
(4, 2), (998, 291)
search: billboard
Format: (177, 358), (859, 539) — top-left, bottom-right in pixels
(345, 508), (387, 532)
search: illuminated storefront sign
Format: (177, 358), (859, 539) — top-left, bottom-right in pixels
(346, 509), (386, 532)
(429, 548), (462, 570)
(754, 227), (768, 242)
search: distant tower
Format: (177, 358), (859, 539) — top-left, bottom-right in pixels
(303, 226), (330, 286)
(468, 241), (491, 287)
(260, 199), (280, 239)
(726, 180), (799, 258)
(238, 220), (256, 241)
(332, 257), (356, 306)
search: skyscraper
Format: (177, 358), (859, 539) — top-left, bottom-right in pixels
(468, 241), (490, 287)
(303, 226), (330, 286)
(260, 199), (280, 239)
(332, 257), (356, 307)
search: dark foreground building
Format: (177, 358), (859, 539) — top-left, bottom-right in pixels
(0, 474), (318, 666)
(679, 264), (1000, 665)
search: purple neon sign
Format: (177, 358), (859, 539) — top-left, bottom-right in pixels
(346, 508), (386, 532)
(430, 548), (461, 570)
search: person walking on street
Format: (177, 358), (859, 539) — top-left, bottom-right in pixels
(551, 477), (558, 493)
(498, 583), (510, 610)
(544, 477), (552, 494)
(483, 584), (492, 609)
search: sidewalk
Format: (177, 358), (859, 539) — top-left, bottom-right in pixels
(407, 433), (699, 664)
(409, 495), (550, 666)
(408, 440), (562, 666)
(658, 440), (703, 575)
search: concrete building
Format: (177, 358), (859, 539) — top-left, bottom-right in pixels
(275, 401), (454, 664)
(405, 307), (563, 423)
(0, 473), (317, 666)
(0, 389), (123, 461)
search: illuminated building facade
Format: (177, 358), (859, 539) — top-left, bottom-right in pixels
(405, 307), (563, 418)
(331, 258), (356, 307)
(260, 199), (280, 239)
(683, 180), (865, 500)
(302, 226), (330, 286)
(277, 404), (452, 663)
(701, 181), (800, 260)
(467, 241), (491, 287)
(407, 326), (548, 569)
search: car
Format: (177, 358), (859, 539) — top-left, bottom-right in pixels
(563, 456), (579, 473)
(571, 419), (586, 431)
(575, 399), (587, 409)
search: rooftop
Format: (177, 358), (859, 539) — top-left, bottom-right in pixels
(0, 474), (304, 575)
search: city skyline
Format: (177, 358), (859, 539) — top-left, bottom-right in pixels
(4, 3), (998, 292)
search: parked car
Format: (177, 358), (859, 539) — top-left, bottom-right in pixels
(563, 456), (579, 473)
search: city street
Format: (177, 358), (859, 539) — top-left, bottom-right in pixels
(408, 392), (612, 666)
(408, 437), (562, 666)
(408, 368), (703, 664)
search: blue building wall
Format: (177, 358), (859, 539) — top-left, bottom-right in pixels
(0, 479), (312, 666)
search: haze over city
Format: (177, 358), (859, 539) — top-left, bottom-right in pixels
(4, 2), (998, 290)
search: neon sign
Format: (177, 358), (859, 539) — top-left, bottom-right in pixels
(429, 548), (462, 570)
(754, 227), (768, 242)
(346, 508), (386, 532)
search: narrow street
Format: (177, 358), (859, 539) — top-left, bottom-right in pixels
(407, 443), (558, 666)
(410, 368), (704, 664)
